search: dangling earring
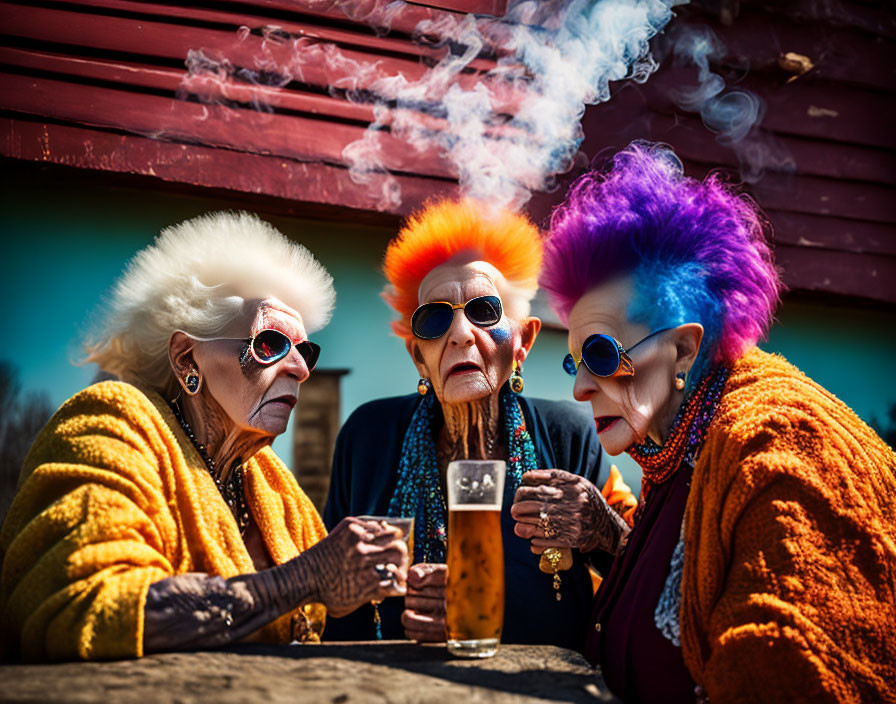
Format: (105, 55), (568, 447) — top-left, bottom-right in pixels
(184, 368), (202, 396)
(509, 361), (524, 394)
(674, 370), (686, 391)
(417, 377), (431, 396)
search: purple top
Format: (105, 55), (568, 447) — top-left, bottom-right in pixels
(585, 463), (696, 703)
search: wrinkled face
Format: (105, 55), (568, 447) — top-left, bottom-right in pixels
(567, 277), (680, 455)
(411, 261), (523, 405)
(191, 298), (311, 438)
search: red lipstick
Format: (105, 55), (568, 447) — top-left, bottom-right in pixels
(595, 416), (621, 433)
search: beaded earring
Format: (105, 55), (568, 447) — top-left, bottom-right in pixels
(417, 377), (432, 396)
(674, 370), (686, 391)
(509, 362), (524, 394)
(184, 368), (202, 396)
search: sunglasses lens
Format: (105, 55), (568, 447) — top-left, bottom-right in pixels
(297, 341), (321, 371)
(252, 329), (292, 363)
(562, 354), (578, 377)
(465, 296), (502, 326)
(412, 304), (454, 339)
(582, 334), (621, 377)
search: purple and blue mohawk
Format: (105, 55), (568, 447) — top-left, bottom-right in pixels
(540, 142), (782, 382)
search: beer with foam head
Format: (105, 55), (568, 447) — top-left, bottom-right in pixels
(445, 460), (505, 658)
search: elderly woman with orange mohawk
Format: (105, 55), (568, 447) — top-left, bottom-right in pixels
(323, 200), (635, 648)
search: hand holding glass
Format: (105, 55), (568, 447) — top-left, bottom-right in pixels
(358, 516), (414, 640)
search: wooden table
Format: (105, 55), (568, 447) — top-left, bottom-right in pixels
(1, 642), (619, 703)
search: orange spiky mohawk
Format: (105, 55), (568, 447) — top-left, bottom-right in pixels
(383, 198), (544, 339)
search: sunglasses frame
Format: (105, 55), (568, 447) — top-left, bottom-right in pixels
(563, 327), (672, 378)
(181, 329), (321, 370)
(411, 295), (503, 340)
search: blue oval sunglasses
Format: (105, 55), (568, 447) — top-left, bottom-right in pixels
(563, 328), (671, 378)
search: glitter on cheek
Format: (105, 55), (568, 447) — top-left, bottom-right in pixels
(239, 342), (262, 379)
(487, 322), (512, 345)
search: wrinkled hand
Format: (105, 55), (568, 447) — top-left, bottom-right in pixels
(401, 563), (447, 642)
(303, 517), (409, 618)
(511, 469), (629, 555)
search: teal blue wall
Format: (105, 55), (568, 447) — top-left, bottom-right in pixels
(2, 169), (894, 492)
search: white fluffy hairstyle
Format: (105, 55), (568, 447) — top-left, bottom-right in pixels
(85, 211), (335, 395)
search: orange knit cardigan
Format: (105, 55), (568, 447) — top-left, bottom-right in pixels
(680, 349), (896, 703)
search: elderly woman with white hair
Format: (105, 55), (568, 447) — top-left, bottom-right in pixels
(323, 199), (634, 649)
(0, 212), (408, 662)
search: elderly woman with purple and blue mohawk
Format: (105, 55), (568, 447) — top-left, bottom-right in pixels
(511, 143), (896, 703)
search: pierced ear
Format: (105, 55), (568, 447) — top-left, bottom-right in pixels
(517, 316), (542, 364)
(672, 323), (704, 371)
(404, 337), (429, 378)
(168, 331), (198, 380)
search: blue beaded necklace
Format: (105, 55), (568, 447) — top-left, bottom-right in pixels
(388, 383), (537, 563)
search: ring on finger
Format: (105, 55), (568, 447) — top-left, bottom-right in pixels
(539, 510), (555, 539)
(374, 563), (394, 582)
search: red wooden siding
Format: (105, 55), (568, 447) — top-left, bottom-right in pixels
(0, 0), (893, 304)
(529, 1), (896, 306)
(0, 0), (478, 214)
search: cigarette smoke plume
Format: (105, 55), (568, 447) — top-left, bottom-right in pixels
(342, 0), (686, 210)
(179, 0), (687, 211)
(659, 23), (794, 182)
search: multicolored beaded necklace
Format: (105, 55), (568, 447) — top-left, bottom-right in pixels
(388, 383), (537, 564)
(628, 364), (730, 523)
(168, 399), (251, 536)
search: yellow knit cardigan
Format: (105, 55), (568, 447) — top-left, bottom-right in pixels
(0, 381), (326, 661)
(681, 349), (896, 703)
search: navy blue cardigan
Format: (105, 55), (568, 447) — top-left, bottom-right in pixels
(322, 392), (611, 651)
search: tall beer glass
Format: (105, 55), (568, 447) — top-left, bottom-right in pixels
(446, 459), (505, 658)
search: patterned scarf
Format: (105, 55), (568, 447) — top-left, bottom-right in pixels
(628, 364), (730, 523)
(388, 384), (538, 563)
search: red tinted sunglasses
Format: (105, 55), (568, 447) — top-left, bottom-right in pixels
(184, 329), (320, 370)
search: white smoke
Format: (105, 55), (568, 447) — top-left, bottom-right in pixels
(659, 23), (794, 182)
(178, 0), (686, 210)
(342, 0), (686, 210)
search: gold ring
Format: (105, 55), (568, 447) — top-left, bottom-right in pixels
(539, 510), (554, 539)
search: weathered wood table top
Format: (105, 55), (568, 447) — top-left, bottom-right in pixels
(1, 642), (619, 703)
